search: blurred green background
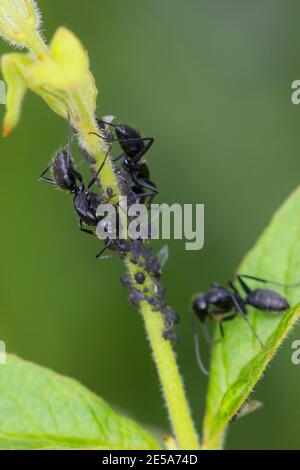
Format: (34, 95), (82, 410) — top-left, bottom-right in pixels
(1, 0), (300, 450)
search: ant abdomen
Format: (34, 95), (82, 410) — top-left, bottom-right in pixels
(246, 289), (290, 312)
(73, 187), (98, 226)
(51, 149), (79, 192)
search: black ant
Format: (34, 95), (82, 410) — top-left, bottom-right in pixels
(39, 124), (112, 242)
(192, 274), (300, 376)
(90, 120), (159, 205)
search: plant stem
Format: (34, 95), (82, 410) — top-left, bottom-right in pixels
(72, 98), (199, 447)
(141, 301), (199, 449)
(68, 97), (200, 449)
(201, 431), (225, 450)
(78, 123), (199, 448)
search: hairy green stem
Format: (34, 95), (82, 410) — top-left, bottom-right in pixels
(202, 431), (225, 450)
(79, 123), (199, 449)
(141, 301), (199, 449)
(65, 67), (200, 451)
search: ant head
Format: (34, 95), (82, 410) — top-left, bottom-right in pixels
(192, 294), (208, 322)
(116, 124), (140, 141)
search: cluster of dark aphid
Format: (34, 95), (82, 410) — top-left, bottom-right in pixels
(39, 116), (179, 343)
(120, 240), (180, 343)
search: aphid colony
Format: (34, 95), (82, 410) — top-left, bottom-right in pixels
(39, 116), (298, 367)
(39, 116), (179, 343)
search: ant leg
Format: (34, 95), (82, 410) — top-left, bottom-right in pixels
(228, 284), (264, 348)
(237, 274), (300, 289)
(113, 153), (125, 163)
(79, 220), (96, 237)
(96, 241), (113, 260)
(190, 313), (209, 376)
(126, 137), (155, 160)
(89, 132), (155, 159)
(133, 191), (159, 205)
(135, 191), (159, 197)
(87, 148), (111, 190)
(39, 164), (56, 185)
(131, 174), (159, 195)
(234, 276), (251, 295)
(80, 227), (96, 236)
(62, 115), (83, 184)
(39, 177), (55, 185)
(217, 314), (238, 341)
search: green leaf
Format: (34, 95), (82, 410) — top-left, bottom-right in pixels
(0, 355), (160, 450)
(203, 187), (300, 449)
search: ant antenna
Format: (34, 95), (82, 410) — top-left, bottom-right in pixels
(66, 112), (74, 164)
(89, 131), (149, 145)
(237, 274), (300, 289)
(190, 314), (209, 376)
(98, 119), (118, 129)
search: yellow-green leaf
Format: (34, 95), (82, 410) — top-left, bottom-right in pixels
(0, 355), (160, 450)
(29, 27), (90, 89)
(1, 53), (33, 136)
(203, 186), (300, 449)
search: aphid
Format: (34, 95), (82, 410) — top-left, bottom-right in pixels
(147, 296), (160, 307)
(128, 289), (146, 306)
(95, 234), (131, 260)
(120, 275), (132, 290)
(164, 308), (180, 327)
(192, 274), (300, 376)
(135, 272), (145, 285)
(39, 132), (82, 192)
(130, 239), (144, 260)
(162, 307), (180, 344)
(146, 258), (161, 279)
(90, 120), (159, 204)
(162, 329), (179, 343)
